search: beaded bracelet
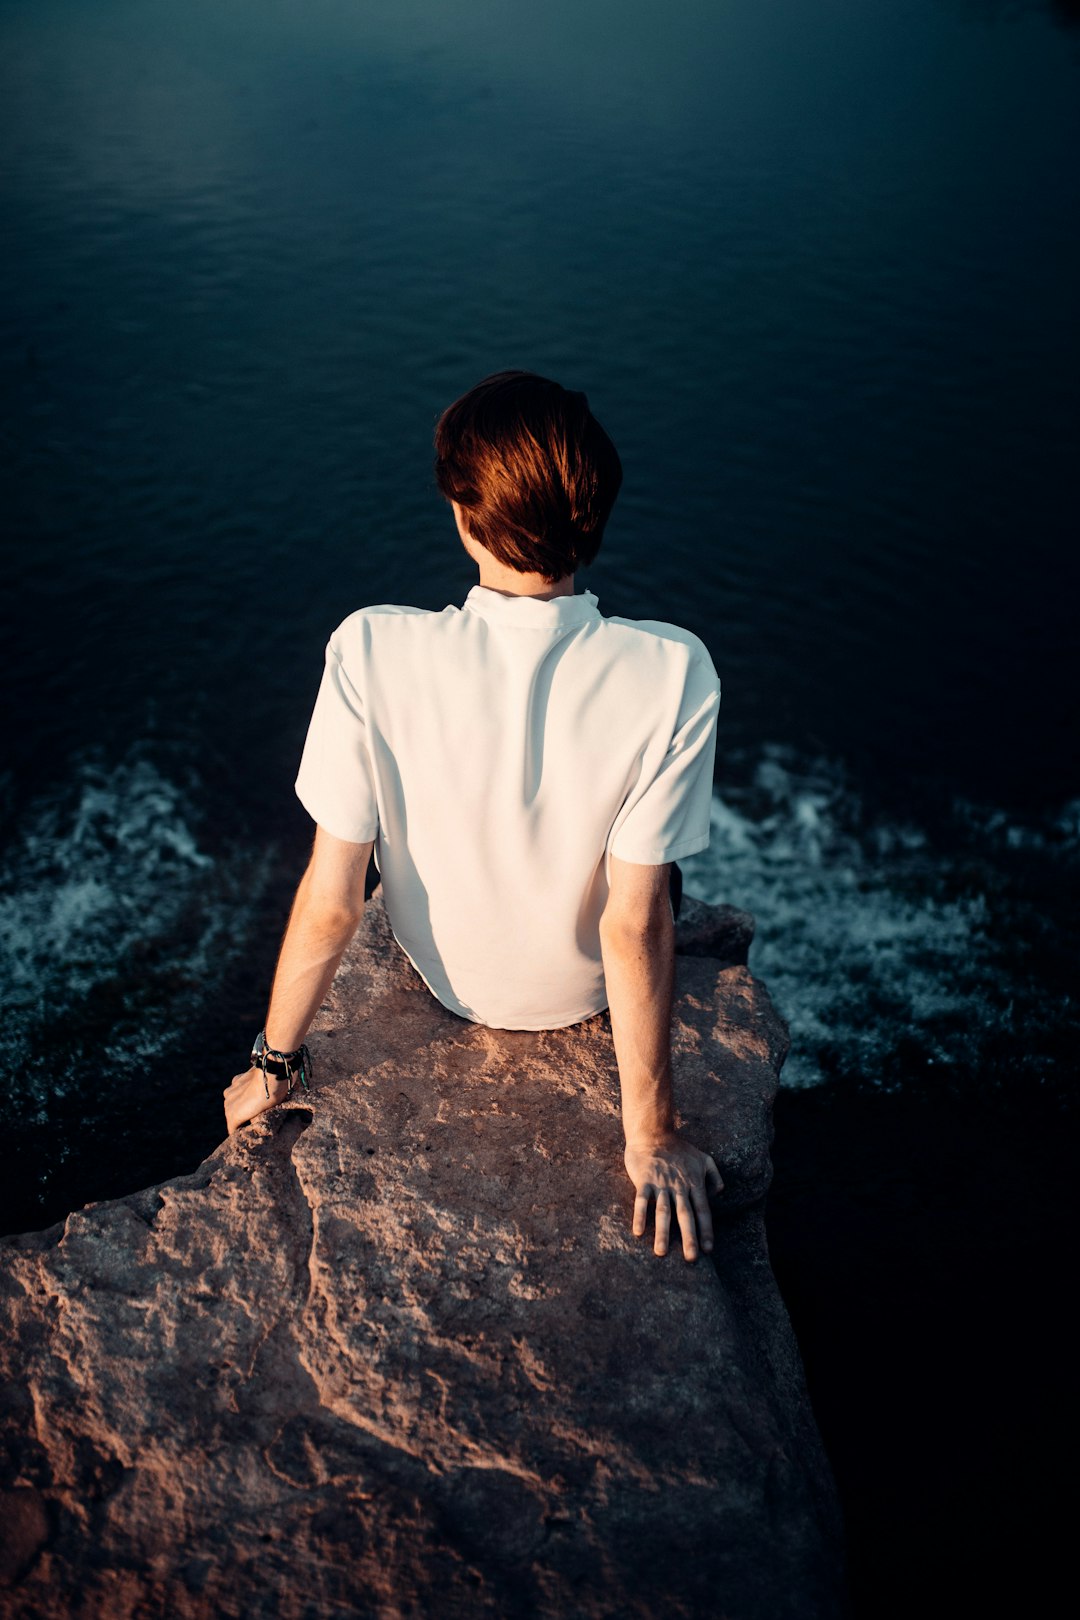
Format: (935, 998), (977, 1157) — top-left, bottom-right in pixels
(250, 1029), (313, 1100)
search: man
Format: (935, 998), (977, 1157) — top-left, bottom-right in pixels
(224, 371), (723, 1261)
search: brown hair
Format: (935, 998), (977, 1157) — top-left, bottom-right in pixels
(434, 370), (622, 582)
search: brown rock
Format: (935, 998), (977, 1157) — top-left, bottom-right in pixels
(0, 1488), (49, 1587)
(675, 894), (755, 964)
(0, 889), (845, 1619)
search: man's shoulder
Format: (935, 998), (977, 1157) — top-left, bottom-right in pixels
(337, 602), (433, 628)
(600, 611), (715, 669)
(328, 602), (441, 652)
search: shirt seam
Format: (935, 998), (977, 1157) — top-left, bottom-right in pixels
(608, 828), (712, 864)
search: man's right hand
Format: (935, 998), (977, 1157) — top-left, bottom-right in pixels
(623, 1133), (723, 1261)
(223, 1066), (290, 1137)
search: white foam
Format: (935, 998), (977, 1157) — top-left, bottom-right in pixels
(682, 746), (1066, 1089)
(3, 743), (1071, 1107)
(0, 754), (273, 1099)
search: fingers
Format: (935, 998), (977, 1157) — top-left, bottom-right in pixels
(676, 1190), (706, 1261)
(224, 1079), (253, 1136)
(627, 1142), (729, 1259)
(653, 1189), (672, 1257)
(224, 1067), (295, 1136)
(689, 1181), (714, 1255)
(223, 1072), (266, 1136)
(626, 1147), (722, 1261)
(632, 1186), (693, 1261)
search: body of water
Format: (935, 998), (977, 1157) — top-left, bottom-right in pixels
(2, 2), (1077, 1613)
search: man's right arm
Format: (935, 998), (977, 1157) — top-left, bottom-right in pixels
(223, 826), (373, 1137)
(599, 855), (723, 1262)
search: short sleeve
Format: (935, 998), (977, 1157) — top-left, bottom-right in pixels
(293, 640), (380, 844)
(607, 650), (720, 865)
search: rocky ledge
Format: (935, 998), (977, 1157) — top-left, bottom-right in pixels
(0, 891), (845, 1619)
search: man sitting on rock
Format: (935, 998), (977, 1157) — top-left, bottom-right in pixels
(224, 370), (724, 1261)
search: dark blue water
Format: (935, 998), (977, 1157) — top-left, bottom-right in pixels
(2, 2), (1078, 1612)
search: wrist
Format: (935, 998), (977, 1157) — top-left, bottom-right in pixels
(249, 1030), (314, 1099)
(624, 1121), (678, 1152)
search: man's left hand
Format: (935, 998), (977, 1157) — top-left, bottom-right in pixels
(623, 1132), (723, 1261)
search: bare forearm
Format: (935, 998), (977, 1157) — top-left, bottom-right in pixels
(600, 905), (722, 1261)
(600, 911), (678, 1146)
(264, 868), (363, 1051)
(224, 828), (372, 1138)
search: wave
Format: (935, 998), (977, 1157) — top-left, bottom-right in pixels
(0, 751), (274, 1119)
(683, 746), (1078, 1092)
(1, 744), (1074, 1120)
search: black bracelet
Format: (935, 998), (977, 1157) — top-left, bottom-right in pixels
(250, 1030), (313, 1100)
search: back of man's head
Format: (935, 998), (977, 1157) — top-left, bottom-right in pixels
(434, 370), (623, 583)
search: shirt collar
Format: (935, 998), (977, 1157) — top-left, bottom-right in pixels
(462, 584), (600, 628)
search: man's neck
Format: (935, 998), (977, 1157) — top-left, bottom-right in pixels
(476, 563), (576, 601)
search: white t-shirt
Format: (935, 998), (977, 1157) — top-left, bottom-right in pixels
(294, 583), (720, 1031)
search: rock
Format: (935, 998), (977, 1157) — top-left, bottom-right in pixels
(0, 1488), (49, 1587)
(675, 894), (755, 964)
(0, 889), (845, 1619)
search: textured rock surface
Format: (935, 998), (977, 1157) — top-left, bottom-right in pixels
(0, 890), (844, 1619)
(672, 894), (755, 964)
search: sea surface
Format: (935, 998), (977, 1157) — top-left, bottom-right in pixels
(2, 1), (1077, 1613)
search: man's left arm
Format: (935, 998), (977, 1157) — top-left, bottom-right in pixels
(223, 826), (374, 1135)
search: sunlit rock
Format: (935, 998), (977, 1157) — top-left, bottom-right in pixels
(0, 889), (844, 1618)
